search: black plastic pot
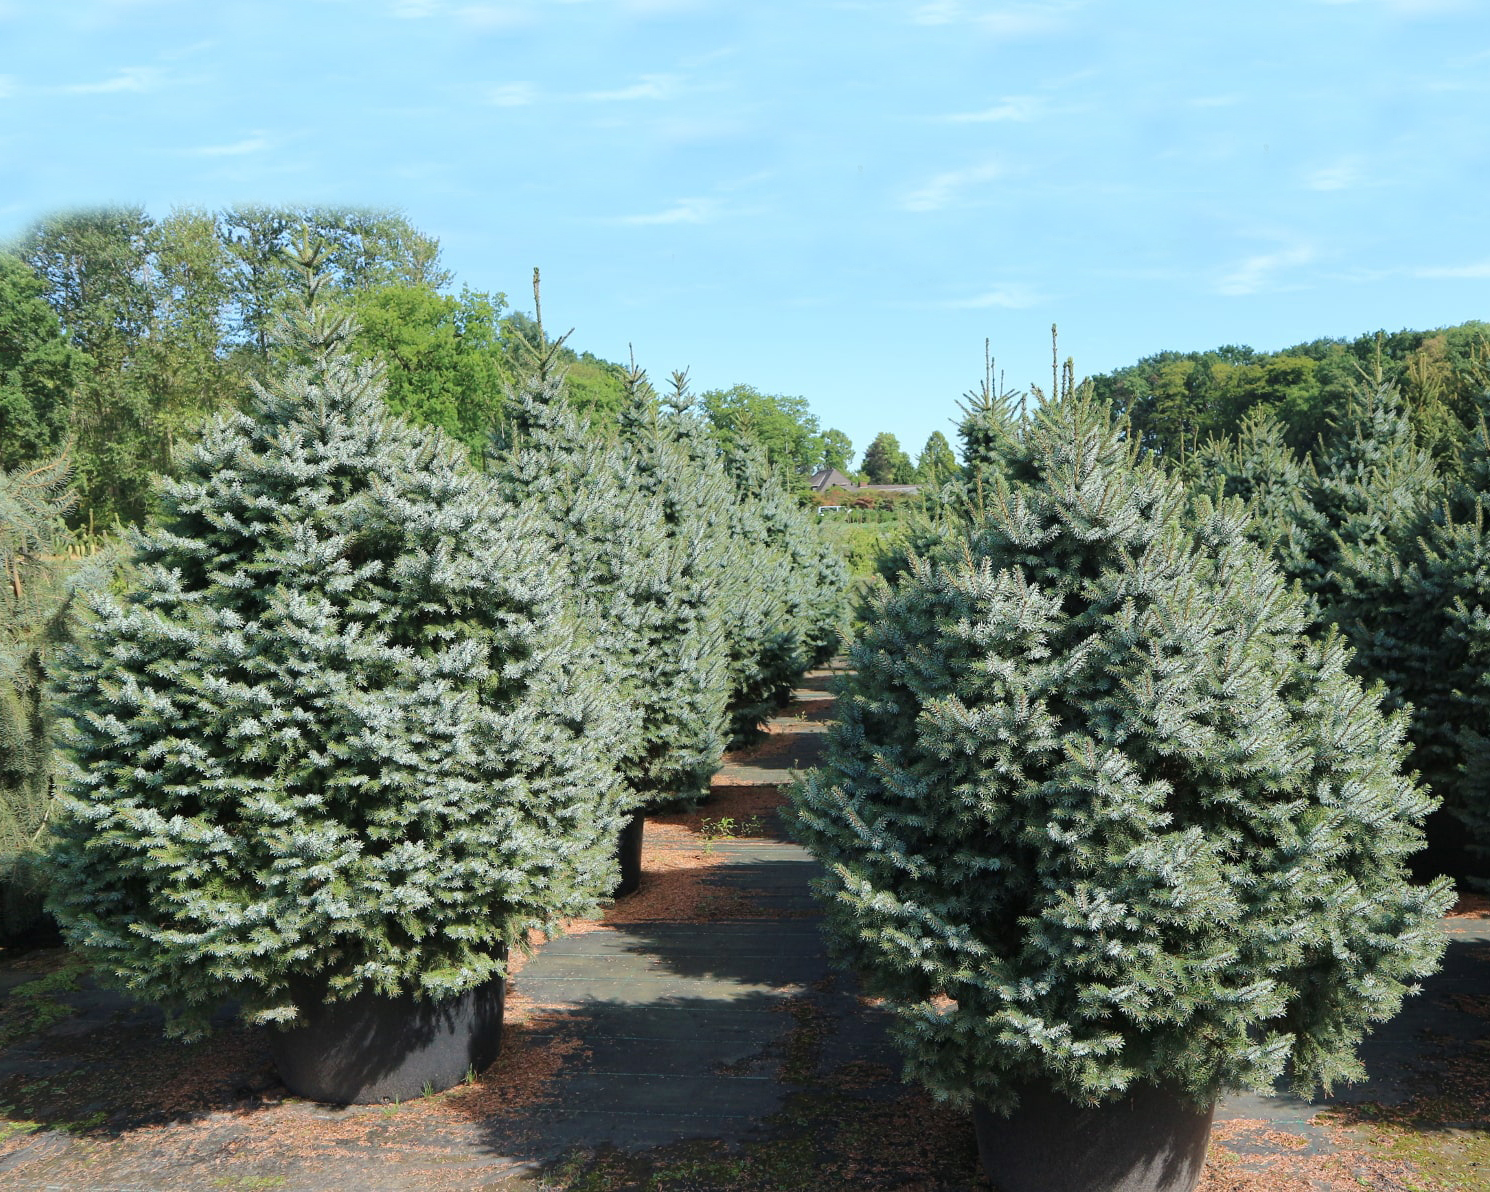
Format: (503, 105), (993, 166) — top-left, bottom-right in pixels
(268, 973), (505, 1104)
(613, 811), (645, 897)
(0, 855), (61, 950)
(972, 1080), (1214, 1192)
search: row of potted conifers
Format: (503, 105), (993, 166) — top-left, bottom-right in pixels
(39, 263), (839, 1106)
(788, 392), (1456, 1192)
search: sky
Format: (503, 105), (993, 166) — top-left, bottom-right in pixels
(2, 0), (1489, 467)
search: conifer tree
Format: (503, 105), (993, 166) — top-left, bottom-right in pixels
(878, 348), (1024, 588)
(717, 439), (808, 743)
(1384, 387), (1490, 862)
(47, 246), (621, 1038)
(956, 341), (1023, 495)
(614, 366), (733, 802)
(791, 390), (1450, 1113)
(1, 452), (89, 937)
(486, 279), (688, 816)
(1192, 406), (1321, 589)
(1304, 382), (1442, 621)
(717, 437), (846, 740)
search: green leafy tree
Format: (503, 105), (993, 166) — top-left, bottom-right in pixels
(13, 207), (160, 529)
(221, 205), (450, 360)
(1093, 323), (1490, 467)
(351, 284), (508, 461)
(702, 383), (840, 477)
(819, 428), (854, 473)
(860, 431), (912, 485)
(0, 255), (80, 471)
(138, 208), (242, 467)
(792, 390), (1450, 1115)
(47, 247), (621, 1039)
(914, 431), (957, 486)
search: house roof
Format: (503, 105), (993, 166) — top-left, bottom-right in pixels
(809, 467), (857, 491)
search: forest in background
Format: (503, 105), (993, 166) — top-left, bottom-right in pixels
(1091, 321), (1490, 469)
(0, 205), (860, 539)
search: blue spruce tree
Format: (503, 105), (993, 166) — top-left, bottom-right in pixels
(614, 366), (734, 804)
(47, 247), (621, 1038)
(486, 281), (702, 825)
(791, 389), (1450, 1114)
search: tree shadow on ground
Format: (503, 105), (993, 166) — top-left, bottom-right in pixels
(451, 983), (988, 1192)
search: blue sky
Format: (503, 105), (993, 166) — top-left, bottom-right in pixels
(3, 0), (1488, 466)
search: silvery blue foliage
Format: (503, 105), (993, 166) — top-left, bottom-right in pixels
(47, 267), (622, 1038)
(487, 335), (688, 814)
(613, 371), (734, 806)
(791, 391), (1451, 1113)
(719, 440), (846, 745)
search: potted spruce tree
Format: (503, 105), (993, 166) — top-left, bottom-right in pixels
(613, 368), (736, 806)
(790, 389), (1452, 1192)
(46, 248), (626, 1103)
(486, 287), (682, 897)
(717, 438), (846, 745)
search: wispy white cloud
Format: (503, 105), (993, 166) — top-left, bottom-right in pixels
(188, 133), (271, 157)
(0, 76), (15, 99)
(394, 0), (697, 20)
(1190, 94), (1243, 108)
(455, 4), (539, 30)
(583, 73), (680, 102)
(486, 81), (538, 106)
(59, 66), (164, 94)
(1304, 157), (1367, 191)
(613, 197), (719, 225)
(391, 1), (537, 28)
(610, 0), (707, 13)
(1316, 0), (1472, 13)
(1413, 260), (1490, 279)
(941, 95), (1040, 123)
(913, 1), (1080, 38)
(1216, 243), (1316, 296)
(901, 161), (1001, 212)
(942, 285), (1043, 309)
(483, 71), (689, 107)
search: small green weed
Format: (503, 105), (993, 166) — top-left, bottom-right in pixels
(0, 1114), (42, 1144)
(697, 815), (765, 852)
(0, 964), (87, 1048)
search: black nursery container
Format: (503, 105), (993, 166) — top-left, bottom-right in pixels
(613, 811), (645, 897)
(972, 1080), (1214, 1192)
(269, 974), (506, 1104)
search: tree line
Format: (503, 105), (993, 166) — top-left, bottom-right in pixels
(1090, 322), (1490, 469)
(0, 206), (855, 538)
